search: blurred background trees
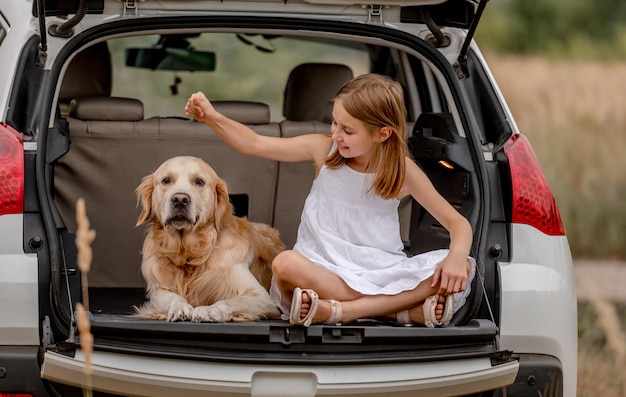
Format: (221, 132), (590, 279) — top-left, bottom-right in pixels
(476, 0), (626, 58)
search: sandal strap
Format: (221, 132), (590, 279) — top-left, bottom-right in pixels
(397, 309), (413, 326)
(423, 294), (454, 328)
(423, 294), (438, 327)
(323, 299), (342, 325)
(440, 294), (454, 325)
(301, 289), (319, 327)
(290, 287), (320, 327)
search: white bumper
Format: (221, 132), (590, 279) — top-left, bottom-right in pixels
(42, 349), (518, 397)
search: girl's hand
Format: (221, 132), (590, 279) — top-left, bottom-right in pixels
(184, 92), (218, 123)
(431, 254), (469, 296)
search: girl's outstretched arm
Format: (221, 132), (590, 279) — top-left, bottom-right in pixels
(401, 158), (473, 296)
(185, 91), (331, 163)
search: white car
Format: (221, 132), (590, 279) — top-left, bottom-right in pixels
(0, 0), (577, 396)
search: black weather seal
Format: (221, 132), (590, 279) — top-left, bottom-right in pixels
(35, 0), (47, 69)
(454, 0), (489, 80)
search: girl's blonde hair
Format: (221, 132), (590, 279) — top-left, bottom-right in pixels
(324, 73), (407, 199)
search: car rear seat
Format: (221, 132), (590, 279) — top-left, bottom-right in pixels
(55, 96), (280, 288)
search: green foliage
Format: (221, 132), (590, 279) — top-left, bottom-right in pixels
(476, 0), (626, 58)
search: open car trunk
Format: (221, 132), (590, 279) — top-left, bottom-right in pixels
(41, 99), (510, 394)
(46, 103), (498, 356)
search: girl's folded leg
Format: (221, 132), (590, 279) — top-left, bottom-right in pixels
(293, 277), (439, 326)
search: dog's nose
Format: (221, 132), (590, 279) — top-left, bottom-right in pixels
(171, 193), (191, 208)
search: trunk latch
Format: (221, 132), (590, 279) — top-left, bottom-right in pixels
(366, 4), (384, 23)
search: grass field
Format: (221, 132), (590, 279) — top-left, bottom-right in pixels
(486, 53), (626, 260)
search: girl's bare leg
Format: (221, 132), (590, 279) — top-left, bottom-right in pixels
(272, 250), (444, 325)
(296, 281), (440, 324)
(272, 250), (364, 303)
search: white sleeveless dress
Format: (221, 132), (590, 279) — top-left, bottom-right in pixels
(270, 163), (476, 317)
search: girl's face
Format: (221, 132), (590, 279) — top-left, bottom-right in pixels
(330, 99), (375, 165)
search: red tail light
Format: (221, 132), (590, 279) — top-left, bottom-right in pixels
(0, 122), (24, 215)
(503, 134), (565, 236)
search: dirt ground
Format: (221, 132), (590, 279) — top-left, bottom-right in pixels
(574, 260), (626, 302)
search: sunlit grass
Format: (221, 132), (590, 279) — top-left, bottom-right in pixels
(487, 53), (626, 259)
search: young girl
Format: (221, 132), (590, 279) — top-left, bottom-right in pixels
(185, 73), (475, 327)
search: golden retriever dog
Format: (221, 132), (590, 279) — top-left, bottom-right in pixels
(134, 156), (284, 322)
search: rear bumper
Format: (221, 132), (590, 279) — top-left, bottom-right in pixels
(42, 349), (519, 397)
(500, 354), (563, 397)
(0, 346), (49, 396)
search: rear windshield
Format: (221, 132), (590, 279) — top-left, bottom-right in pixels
(108, 33), (370, 121)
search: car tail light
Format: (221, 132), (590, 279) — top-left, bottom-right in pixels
(503, 134), (565, 236)
(0, 122), (24, 215)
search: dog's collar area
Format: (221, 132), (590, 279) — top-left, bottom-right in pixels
(164, 256), (202, 274)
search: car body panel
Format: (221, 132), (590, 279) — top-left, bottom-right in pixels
(0, 216), (40, 345)
(499, 224), (577, 397)
(0, 2), (37, 119)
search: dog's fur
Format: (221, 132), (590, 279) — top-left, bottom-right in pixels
(134, 156), (284, 322)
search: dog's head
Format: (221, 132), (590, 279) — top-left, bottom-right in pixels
(136, 156), (232, 232)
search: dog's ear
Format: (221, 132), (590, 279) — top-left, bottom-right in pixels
(213, 177), (234, 232)
(135, 174), (155, 226)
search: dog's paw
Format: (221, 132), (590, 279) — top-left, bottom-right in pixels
(167, 302), (194, 322)
(191, 304), (232, 323)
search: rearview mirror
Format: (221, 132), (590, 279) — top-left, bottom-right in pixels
(125, 47), (216, 72)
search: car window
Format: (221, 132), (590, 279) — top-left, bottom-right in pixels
(108, 33), (370, 121)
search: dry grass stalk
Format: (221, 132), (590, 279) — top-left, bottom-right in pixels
(76, 302), (93, 397)
(75, 197), (96, 311)
(75, 198), (95, 397)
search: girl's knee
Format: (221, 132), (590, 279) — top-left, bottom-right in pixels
(271, 250), (300, 280)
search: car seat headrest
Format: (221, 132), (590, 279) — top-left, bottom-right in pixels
(59, 42), (112, 102)
(212, 101), (271, 125)
(283, 63), (354, 122)
(69, 97), (144, 121)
